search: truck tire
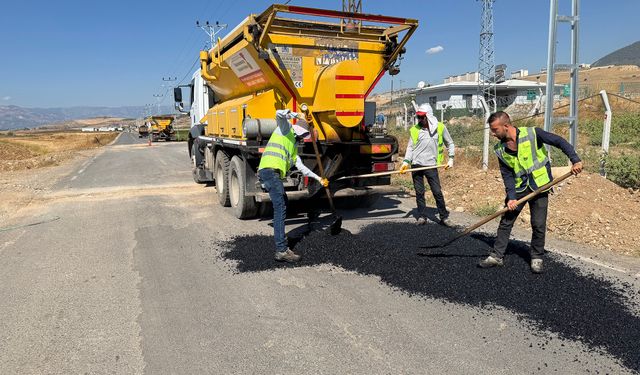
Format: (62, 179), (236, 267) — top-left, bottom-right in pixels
(229, 156), (258, 219)
(215, 150), (231, 207)
(191, 144), (207, 184)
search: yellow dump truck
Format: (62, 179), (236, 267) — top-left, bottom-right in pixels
(174, 4), (417, 219)
(144, 115), (177, 142)
(138, 123), (149, 138)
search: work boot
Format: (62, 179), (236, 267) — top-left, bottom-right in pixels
(274, 249), (301, 263)
(531, 259), (544, 274)
(416, 217), (427, 225)
(440, 217), (453, 227)
(478, 255), (504, 268)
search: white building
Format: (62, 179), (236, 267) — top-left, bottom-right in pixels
(510, 69), (529, 79)
(413, 79), (562, 111)
(444, 72), (480, 84)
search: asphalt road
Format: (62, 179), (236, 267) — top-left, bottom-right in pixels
(1, 132), (639, 374)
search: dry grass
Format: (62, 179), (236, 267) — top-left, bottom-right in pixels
(74, 118), (126, 125)
(0, 132), (118, 171)
(3, 132), (117, 154)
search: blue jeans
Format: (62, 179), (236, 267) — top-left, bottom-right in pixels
(258, 168), (288, 252)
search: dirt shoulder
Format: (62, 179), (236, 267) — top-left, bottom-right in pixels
(0, 132), (118, 223)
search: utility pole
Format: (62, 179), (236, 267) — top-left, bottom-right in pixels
(342, 0), (362, 31)
(478, 0), (496, 171)
(196, 20), (227, 49)
(153, 94), (163, 115)
(477, 0), (497, 114)
(544, 0), (580, 147)
(161, 77), (177, 114)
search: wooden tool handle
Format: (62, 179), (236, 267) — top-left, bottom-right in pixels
(307, 121), (336, 212)
(459, 171), (574, 237)
(337, 164), (446, 180)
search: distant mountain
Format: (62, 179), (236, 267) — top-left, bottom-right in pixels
(0, 105), (174, 130)
(592, 41), (640, 67)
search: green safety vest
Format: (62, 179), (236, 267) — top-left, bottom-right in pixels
(258, 127), (298, 179)
(494, 127), (551, 192)
(408, 122), (445, 164)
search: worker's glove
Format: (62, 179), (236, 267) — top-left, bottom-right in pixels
(446, 158), (454, 169)
(399, 162), (410, 174)
(320, 178), (329, 188)
(276, 109), (300, 120)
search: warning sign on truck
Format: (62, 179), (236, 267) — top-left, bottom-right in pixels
(275, 46), (303, 88)
(229, 49), (267, 87)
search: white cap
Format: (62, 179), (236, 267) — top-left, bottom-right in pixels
(292, 123), (310, 137)
(415, 103), (433, 116)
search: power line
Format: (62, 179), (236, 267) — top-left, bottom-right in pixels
(178, 56), (201, 85)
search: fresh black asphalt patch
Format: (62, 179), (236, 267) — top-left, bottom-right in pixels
(220, 222), (640, 373)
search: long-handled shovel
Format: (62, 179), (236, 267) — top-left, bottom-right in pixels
(307, 120), (342, 235)
(416, 171), (575, 255)
(335, 164), (446, 180)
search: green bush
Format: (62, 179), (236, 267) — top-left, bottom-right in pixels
(605, 153), (640, 189)
(174, 129), (189, 142)
(472, 202), (501, 217)
(581, 113), (640, 148)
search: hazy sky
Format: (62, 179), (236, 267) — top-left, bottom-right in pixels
(1, 0), (638, 108)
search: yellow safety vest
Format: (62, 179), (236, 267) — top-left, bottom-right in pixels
(409, 122), (445, 165)
(258, 128), (298, 179)
(494, 127), (551, 192)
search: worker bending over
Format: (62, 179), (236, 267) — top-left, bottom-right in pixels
(400, 103), (455, 226)
(479, 111), (583, 273)
(258, 109), (329, 263)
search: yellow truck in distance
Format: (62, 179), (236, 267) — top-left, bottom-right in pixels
(174, 4), (418, 219)
(138, 123), (149, 138)
(144, 115), (177, 142)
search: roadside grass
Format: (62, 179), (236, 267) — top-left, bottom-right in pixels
(0, 132), (119, 172)
(3, 132), (118, 154)
(175, 129), (189, 142)
(471, 202), (501, 217)
(0, 139), (49, 157)
(389, 109), (640, 190)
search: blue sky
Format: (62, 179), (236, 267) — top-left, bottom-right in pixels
(0, 0), (638, 108)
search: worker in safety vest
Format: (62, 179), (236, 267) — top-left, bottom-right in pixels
(399, 103), (455, 226)
(258, 109), (329, 263)
(479, 111), (583, 274)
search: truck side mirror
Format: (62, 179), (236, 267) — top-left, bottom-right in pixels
(173, 87), (183, 103)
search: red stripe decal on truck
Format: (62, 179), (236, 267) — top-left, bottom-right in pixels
(335, 75), (364, 80)
(336, 111), (364, 116)
(335, 94), (364, 99)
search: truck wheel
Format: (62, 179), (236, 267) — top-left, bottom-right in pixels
(229, 156), (258, 219)
(191, 144), (207, 184)
(214, 150), (231, 207)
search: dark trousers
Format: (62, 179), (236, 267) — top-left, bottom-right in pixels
(412, 166), (449, 220)
(491, 190), (549, 260)
(258, 168), (289, 252)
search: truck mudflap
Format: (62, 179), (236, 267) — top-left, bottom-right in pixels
(252, 185), (403, 203)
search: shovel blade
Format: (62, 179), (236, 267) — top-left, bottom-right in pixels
(328, 214), (343, 235)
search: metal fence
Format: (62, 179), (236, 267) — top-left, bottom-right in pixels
(386, 90), (640, 189)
